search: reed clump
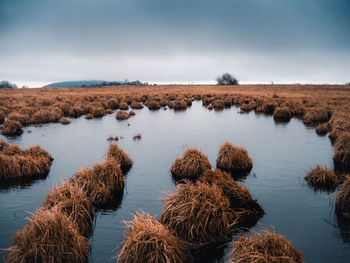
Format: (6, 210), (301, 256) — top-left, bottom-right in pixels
(0, 142), (53, 183)
(171, 148), (211, 181)
(116, 110), (130, 120)
(59, 117), (71, 124)
(228, 229), (304, 263)
(316, 123), (329, 135)
(130, 101), (144, 109)
(303, 108), (331, 125)
(92, 106), (105, 117)
(212, 100), (224, 110)
(160, 181), (236, 246)
(74, 158), (124, 208)
(147, 100), (161, 110)
(129, 110), (136, 116)
(5, 207), (89, 263)
(274, 107), (292, 122)
(216, 142), (253, 176)
(333, 132), (350, 172)
(174, 100), (187, 111)
(42, 180), (94, 236)
(117, 212), (189, 263)
(200, 169), (264, 228)
(336, 176), (350, 219)
(85, 113), (93, 119)
(106, 143), (133, 173)
(2, 120), (23, 136)
(305, 165), (339, 192)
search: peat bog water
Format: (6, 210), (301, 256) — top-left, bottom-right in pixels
(0, 101), (349, 263)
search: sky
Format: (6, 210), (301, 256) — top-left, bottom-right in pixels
(0, 0), (349, 87)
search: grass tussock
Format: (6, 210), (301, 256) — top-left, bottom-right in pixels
(117, 212), (189, 263)
(229, 229), (304, 263)
(92, 106), (105, 117)
(200, 169), (264, 228)
(59, 117), (71, 124)
(130, 101), (144, 109)
(216, 142), (253, 177)
(43, 180), (94, 236)
(273, 107), (292, 122)
(129, 110), (136, 116)
(74, 158), (124, 208)
(303, 108), (331, 125)
(174, 100), (187, 111)
(5, 207), (89, 263)
(171, 148), (211, 181)
(160, 181), (236, 246)
(336, 176), (350, 219)
(119, 102), (129, 110)
(305, 165), (339, 192)
(106, 143), (133, 173)
(2, 120), (23, 136)
(0, 142), (53, 183)
(316, 123), (329, 135)
(333, 132), (350, 172)
(116, 110), (130, 120)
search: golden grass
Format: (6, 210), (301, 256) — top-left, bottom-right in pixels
(304, 165), (339, 192)
(216, 142), (253, 177)
(200, 169), (264, 228)
(171, 148), (211, 181)
(174, 100), (187, 111)
(92, 106), (105, 117)
(106, 143), (133, 173)
(43, 180), (94, 236)
(5, 207), (89, 263)
(129, 110), (136, 116)
(58, 117), (71, 124)
(0, 142), (52, 183)
(336, 176), (350, 219)
(273, 107), (292, 122)
(333, 132), (350, 172)
(74, 158), (124, 208)
(119, 102), (129, 110)
(117, 211), (189, 263)
(303, 108), (331, 125)
(2, 119), (23, 136)
(229, 229), (304, 263)
(130, 101), (144, 109)
(116, 110), (130, 120)
(160, 181), (236, 246)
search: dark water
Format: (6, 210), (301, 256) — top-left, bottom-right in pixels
(0, 101), (349, 263)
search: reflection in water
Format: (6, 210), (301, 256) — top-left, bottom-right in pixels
(0, 102), (349, 263)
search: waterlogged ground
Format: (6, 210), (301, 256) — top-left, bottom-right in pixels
(0, 101), (349, 262)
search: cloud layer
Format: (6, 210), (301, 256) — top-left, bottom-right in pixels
(1, 0), (349, 86)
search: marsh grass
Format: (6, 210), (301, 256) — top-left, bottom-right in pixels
(117, 212), (189, 263)
(305, 165), (339, 192)
(106, 143), (133, 173)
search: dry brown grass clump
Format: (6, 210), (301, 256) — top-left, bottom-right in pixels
(107, 98), (119, 109)
(116, 110), (130, 120)
(333, 132), (350, 172)
(304, 165), (339, 192)
(262, 103), (276, 114)
(105, 108), (113, 114)
(216, 142), (253, 177)
(92, 106), (105, 117)
(160, 181), (236, 246)
(106, 143), (133, 173)
(59, 117), (71, 125)
(130, 101), (144, 109)
(117, 212), (189, 263)
(133, 132), (142, 140)
(85, 113), (93, 119)
(2, 119), (23, 136)
(336, 176), (350, 219)
(212, 100), (224, 110)
(273, 107), (292, 122)
(303, 108), (331, 125)
(74, 158), (124, 207)
(147, 100), (161, 110)
(171, 148), (211, 181)
(229, 229), (303, 263)
(43, 180), (94, 236)
(200, 170), (264, 228)
(0, 143), (53, 183)
(5, 207), (89, 263)
(174, 100), (187, 111)
(129, 110), (136, 116)
(316, 123), (329, 135)
(119, 102), (129, 110)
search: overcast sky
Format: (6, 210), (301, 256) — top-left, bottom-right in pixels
(0, 0), (349, 87)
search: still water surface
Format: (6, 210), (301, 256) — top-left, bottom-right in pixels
(0, 101), (349, 262)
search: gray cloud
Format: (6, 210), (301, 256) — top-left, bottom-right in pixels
(0, 0), (349, 85)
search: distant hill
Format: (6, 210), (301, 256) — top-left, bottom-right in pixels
(44, 80), (146, 88)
